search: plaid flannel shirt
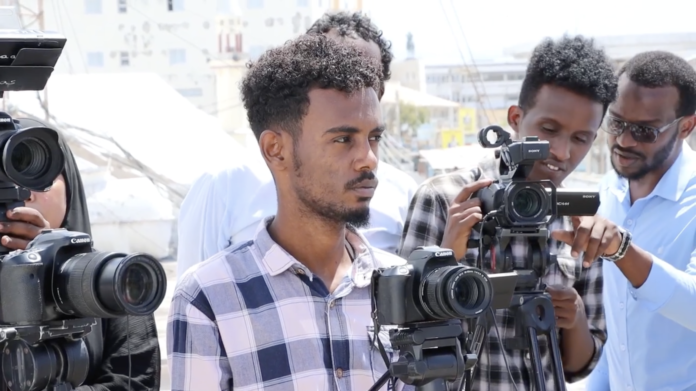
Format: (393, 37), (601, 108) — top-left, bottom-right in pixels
(168, 217), (413, 391)
(399, 154), (605, 391)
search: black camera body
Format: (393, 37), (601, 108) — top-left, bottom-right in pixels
(373, 246), (493, 326)
(475, 126), (599, 231)
(0, 229), (166, 326)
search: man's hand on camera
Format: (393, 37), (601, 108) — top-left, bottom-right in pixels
(440, 178), (494, 260)
(0, 207), (51, 250)
(551, 215), (622, 267)
(546, 285), (585, 329)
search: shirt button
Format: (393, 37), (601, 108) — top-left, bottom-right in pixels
(329, 300), (336, 308)
(625, 219), (634, 226)
(335, 368), (344, 378)
(295, 268), (305, 275)
(619, 302), (625, 309)
(620, 344), (626, 351)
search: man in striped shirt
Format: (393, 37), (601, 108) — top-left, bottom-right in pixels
(167, 34), (409, 390)
(399, 36), (618, 391)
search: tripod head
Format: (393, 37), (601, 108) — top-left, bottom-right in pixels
(368, 321), (477, 391)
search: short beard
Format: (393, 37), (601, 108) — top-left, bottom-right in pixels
(611, 130), (678, 181)
(292, 153), (371, 228)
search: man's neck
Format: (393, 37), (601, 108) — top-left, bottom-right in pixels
(268, 205), (352, 292)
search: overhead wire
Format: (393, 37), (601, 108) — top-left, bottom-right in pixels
(437, 0), (495, 124)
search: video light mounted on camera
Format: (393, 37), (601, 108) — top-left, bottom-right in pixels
(0, 26), (167, 391)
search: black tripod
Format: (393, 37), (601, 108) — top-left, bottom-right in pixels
(468, 226), (567, 391)
(367, 321), (478, 391)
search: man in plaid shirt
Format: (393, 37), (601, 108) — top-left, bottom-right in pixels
(168, 33), (412, 390)
(400, 35), (618, 391)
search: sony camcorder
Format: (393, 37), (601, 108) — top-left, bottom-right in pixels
(0, 25), (167, 391)
(475, 125), (599, 231)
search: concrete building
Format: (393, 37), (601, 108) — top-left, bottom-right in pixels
(11, 0), (241, 111)
(239, 0), (366, 60)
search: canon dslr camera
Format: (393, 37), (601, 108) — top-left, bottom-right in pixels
(372, 246), (493, 326)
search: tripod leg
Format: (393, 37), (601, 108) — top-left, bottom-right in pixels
(547, 328), (567, 391)
(526, 327), (546, 391)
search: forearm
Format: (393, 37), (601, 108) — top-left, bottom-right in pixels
(618, 244), (696, 330)
(614, 243), (653, 288)
(560, 312), (596, 374)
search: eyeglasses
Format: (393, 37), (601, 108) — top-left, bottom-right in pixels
(603, 115), (682, 144)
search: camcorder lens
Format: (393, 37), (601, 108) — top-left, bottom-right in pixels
(513, 188), (543, 218)
(422, 266), (493, 319)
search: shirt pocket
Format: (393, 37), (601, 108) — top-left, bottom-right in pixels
(366, 325), (397, 389)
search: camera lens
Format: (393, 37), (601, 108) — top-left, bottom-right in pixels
(422, 266), (493, 319)
(513, 188), (542, 218)
(122, 263), (153, 306)
(2, 125), (65, 191)
(54, 251), (167, 318)
(10, 137), (50, 177)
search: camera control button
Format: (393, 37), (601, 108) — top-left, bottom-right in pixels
(335, 368), (344, 378)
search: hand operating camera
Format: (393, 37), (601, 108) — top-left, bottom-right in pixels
(0, 24), (167, 391)
(475, 125), (600, 231)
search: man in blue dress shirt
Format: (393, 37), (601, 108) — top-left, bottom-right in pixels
(552, 51), (696, 391)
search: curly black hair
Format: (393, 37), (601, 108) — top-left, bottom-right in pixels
(519, 35), (617, 113)
(306, 11), (393, 82)
(618, 51), (696, 117)
(241, 34), (382, 140)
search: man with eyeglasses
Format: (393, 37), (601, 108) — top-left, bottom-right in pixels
(556, 51), (696, 391)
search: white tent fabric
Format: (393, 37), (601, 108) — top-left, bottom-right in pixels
(7, 72), (247, 186)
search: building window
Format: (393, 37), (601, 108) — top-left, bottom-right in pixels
(169, 49), (186, 65)
(177, 88), (203, 97)
(246, 0), (263, 9)
(86, 52), (104, 67)
(297, 0), (308, 6)
(118, 0), (127, 13)
(84, 0), (102, 14)
(119, 52), (130, 66)
(167, 0), (184, 11)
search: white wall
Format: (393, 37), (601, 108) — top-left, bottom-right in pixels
(19, 0), (227, 110)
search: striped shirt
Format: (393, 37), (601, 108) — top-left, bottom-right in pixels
(399, 154), (605, 391)
(167, 217), (411, 391)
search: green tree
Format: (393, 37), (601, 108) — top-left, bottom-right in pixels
(399, 103), (430, 136)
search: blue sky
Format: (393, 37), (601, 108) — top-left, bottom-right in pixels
(367, 0), (696, 64)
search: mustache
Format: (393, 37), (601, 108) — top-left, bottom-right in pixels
(345, 171), (377, 190)
(612, 145), (645, 159)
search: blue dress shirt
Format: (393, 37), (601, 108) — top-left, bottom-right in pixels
(587, 144), (696, 391)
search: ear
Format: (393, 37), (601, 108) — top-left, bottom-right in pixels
(507, 105), (523, 133)
(677, 115), (696, 140)
(258, 129), (291, 173)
